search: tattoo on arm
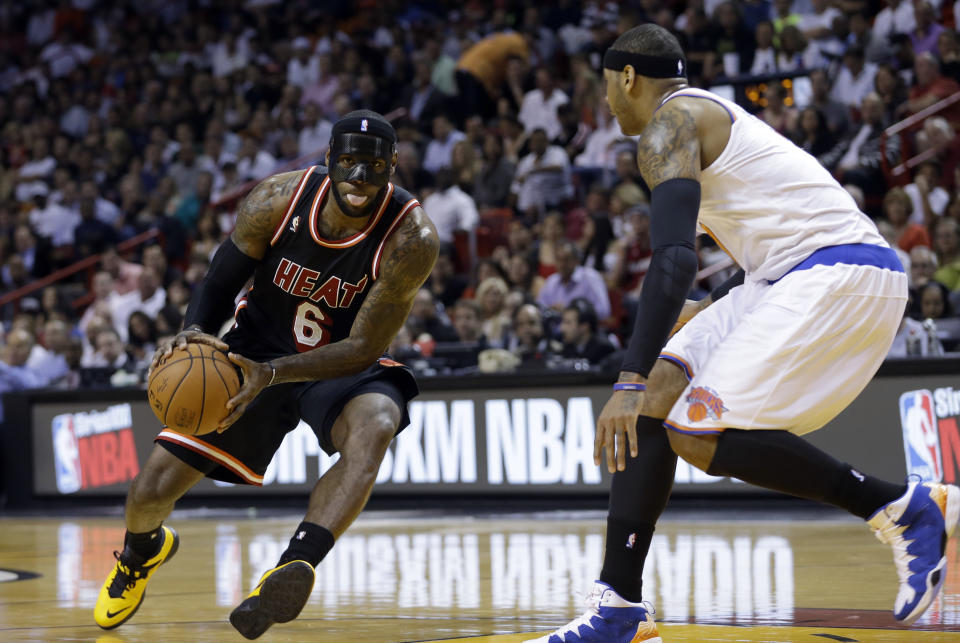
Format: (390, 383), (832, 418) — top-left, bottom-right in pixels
(350, 209), (439, 355)
(618, 101), (702, 383)
(636, 101), (701, 188)
(230, 170), (306, 259)
(270, 208), (439, 382)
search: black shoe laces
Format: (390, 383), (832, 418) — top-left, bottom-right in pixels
(107, 550), (146, 598)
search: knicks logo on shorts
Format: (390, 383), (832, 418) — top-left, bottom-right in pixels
(378, 357), (404, 368)
(686, 386), (728, 422)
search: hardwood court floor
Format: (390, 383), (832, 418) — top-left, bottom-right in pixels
(2, 509), (960, 642)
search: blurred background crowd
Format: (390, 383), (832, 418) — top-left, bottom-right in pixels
(1, 0), (959, 399)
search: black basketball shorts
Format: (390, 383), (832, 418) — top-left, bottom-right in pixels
(155, 357), (419, 486)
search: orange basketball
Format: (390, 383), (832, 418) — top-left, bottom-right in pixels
(687, 403), (707, 422)
(147, 343), (240, 436)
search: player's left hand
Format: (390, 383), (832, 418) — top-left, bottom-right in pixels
(594, 390), (643, 474)
(217, 353), (272, 432)
(670, 298), (709, 337)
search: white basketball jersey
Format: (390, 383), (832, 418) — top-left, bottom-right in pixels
(659, 88), (886, 281)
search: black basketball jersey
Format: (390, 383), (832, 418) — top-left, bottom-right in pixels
(228, 166), (420, 359)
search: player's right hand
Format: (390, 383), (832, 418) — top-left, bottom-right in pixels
(149, 328), (230, 374)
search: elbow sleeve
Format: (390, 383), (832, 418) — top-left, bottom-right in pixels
(620, 178), (701, 376)
(183, 238), (259, 333)
(621, 244), (699, 376)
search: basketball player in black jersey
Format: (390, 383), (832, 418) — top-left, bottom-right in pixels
(94, 111), (439, 639)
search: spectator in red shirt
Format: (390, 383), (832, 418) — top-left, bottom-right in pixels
(916, 117), (960, 192)
(607, 207), (652, 294)
(535, 212), (565, 278)
(885, 187), (933, 252)
(901, 53), (960, 129)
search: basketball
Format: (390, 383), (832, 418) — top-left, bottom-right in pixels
(147, 343), (241, 436)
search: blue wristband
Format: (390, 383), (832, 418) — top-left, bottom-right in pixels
(613, 382), (646, 392)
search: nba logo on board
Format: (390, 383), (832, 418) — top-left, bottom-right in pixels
(899, 390), (943, 481)
(51, 414), (82, 494)
(361, 118), (369, 132)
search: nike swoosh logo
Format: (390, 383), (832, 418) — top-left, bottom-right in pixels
(105, 606), (131, 619)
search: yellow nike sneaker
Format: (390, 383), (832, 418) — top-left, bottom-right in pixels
(94, 525), (179, 629)
(229, 560), (315, 640)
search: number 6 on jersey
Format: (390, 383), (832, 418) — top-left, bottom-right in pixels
(293, 301), (331, 350)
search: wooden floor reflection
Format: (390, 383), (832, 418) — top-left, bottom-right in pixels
(2, 510), (960, 642)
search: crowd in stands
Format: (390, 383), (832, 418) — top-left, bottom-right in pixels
(1, 0), (960, 397)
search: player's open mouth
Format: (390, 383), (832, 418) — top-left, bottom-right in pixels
(345, 193), (369, 207)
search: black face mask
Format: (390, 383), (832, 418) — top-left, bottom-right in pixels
(329, 133), (393, 218)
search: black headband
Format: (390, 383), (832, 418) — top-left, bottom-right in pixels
(331, 112), (397, 144)
(603, 49), (687, 79)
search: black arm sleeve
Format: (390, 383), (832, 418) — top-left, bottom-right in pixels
(709, 268), (744, 301)
(620, 178), (701, 377)
(182, 238), (260, 333)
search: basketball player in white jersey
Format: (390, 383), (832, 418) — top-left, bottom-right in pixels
(530, 24), (959, 643)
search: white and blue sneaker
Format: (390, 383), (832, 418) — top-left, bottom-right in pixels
(868, 481), (960, 624)
(525, 581), (662, 643)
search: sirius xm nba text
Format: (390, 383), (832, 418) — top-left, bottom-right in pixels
(251, 397), (730, 488)
(899, 388), (960, 483)
(45, 395), (733, 496)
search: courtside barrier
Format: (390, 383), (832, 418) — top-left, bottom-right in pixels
(3, 360), (960, 505)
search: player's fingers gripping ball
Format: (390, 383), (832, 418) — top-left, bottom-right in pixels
(147, 343), (241, 435)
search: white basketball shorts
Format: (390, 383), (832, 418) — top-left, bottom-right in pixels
(661, 245), (908, 436)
